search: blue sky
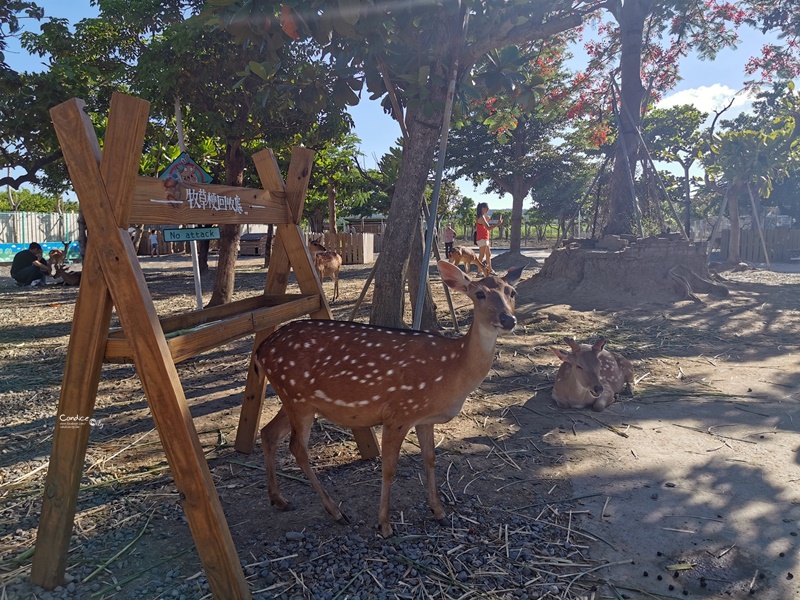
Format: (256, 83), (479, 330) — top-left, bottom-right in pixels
(4, 1), (780, 207)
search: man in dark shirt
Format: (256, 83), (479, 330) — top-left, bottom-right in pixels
(11, 242), (49, 286)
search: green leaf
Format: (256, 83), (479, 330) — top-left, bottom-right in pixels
(249, 60), (268, 80)
(333, 79), (360, 106)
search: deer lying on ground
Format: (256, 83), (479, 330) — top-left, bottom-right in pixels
(309, 239), (343, 302)
(448, 246), (489, 277)
(550, 337), (634, 412)
(255, 260), (524, 537)
(53, 264), (82, 286)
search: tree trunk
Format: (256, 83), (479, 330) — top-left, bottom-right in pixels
(407, 217), (438, 330)
(263, 224), (274, 269)
(370, 13), (460, 328)
(605, 0), (648, 236)
(78, 209), (87, 258)
(308, 204), (325, 233)
(370, 96), (446, 328)
(198, 239), (210, 274)
(207, 138), (245, 307)
(683, 163), (692, 237)
(726, 184), (742, 264)
(327, 181), (338, 233)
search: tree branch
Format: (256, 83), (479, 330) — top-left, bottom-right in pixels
(352, 154), (392, 194)
(0, 150), (63, 189)
(466, 6), (597, 62)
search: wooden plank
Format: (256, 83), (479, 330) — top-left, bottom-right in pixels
(32, 93), (150, 589)
(108, 294), (270, 338)
(45, 97), (250, 599)
(168, 295), (320, 363)
(130, 176), (290, 225)
(235, 148), (379, 458)
(105, 295), (321, 364)
(236, 148), (331, 454)
(31, 252), (116, 586)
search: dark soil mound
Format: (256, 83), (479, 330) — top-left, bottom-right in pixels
(517, 235), (728, 309)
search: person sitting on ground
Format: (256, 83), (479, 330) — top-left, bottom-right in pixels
(11, 242), (49, 287)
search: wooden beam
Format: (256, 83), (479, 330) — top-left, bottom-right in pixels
(107, 293), (308, 339)
(130, 176), (290, 225)
(104, 295), (321, 364)
(234, 148), (379, 458)
(43, 95), (250, 599)
(235, 148), (330, 453)
(32, 93), (150, 589)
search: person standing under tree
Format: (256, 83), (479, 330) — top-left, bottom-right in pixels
(444, 223), (456, 259)
(475, 202), (502, 275)
(10, 242), (49, 286)
(149, 229), (159, 257)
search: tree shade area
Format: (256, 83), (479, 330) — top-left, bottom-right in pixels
(1, 0), (799, 321)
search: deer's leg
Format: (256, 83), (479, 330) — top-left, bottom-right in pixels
(619, 356), (635, 396)
(377, 424), (411, 538)
(592, 391), (614, 412)
(415, 423), (447, 526)
(287, 412), (348, 525)
(332, 272), (339, 301)
(260, 406), (292, 510)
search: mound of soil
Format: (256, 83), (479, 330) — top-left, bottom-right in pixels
(519, 235), (728, 308)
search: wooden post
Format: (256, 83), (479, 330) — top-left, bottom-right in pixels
(32, 94), (149, 588)
(34, 95), (251, 599)
(235, 149), (379, 459)
(35, 93), (377, 599)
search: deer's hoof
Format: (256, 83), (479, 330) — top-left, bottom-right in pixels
(379, 523), (393, 538)
(270, 496), (290, 511)
(436, 516), (449, 527)
(335, 512), (350, 526)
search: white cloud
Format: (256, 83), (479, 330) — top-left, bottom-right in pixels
(657, 84), (756, 116)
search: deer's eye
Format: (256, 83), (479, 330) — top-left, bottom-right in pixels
(475, 290), (486, 300)
(575, 365), (583, 370)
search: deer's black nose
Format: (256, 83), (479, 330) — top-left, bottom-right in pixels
(500, 314), (516, 330)
(593, 385), (604, 396)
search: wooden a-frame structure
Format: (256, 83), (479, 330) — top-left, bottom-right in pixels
(31, 93), (378, 599)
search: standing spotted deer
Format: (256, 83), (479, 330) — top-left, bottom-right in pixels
(309, 239), (343, 302)
(255, 260), (524, 537)
(448, 246), (489, 277)
(550, 337), (634, 412)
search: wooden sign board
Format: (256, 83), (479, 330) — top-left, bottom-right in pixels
(162, 227), (220, 242)
(130, 176), (291, 225)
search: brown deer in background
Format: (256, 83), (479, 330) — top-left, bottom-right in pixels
(550, 337), (634, 412)
(47, 246), (67, 276)
(448, 246), (489, 278)
(53, 264), (82, 286)
(309, 239), (343, 302)
(255, 260), (524, 537)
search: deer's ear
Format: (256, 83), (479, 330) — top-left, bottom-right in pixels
(438, 260), (471, 293)
(503, 265), (525, 286)
(550, 347), (571, 363)
(564, 337), (580, 352)
(592, 337), (607, 353)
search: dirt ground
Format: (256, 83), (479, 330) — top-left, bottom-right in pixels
(1, 247), (799, 599)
